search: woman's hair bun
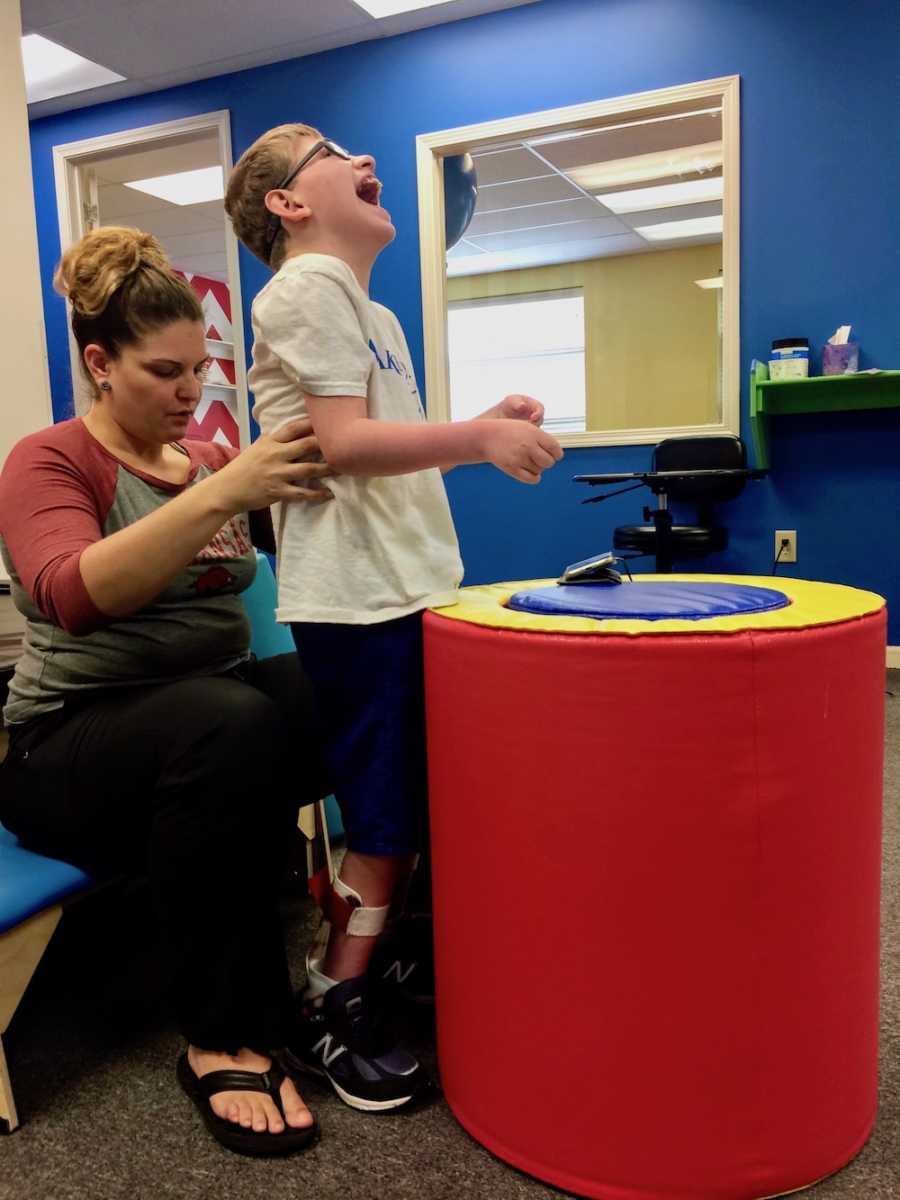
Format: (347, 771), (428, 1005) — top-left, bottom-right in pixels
(53, 226), (172, 318)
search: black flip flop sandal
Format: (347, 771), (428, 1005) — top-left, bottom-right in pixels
(176, 1052), (318, 1156)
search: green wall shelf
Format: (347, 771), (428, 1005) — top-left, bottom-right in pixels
(749, 362), (900, 469)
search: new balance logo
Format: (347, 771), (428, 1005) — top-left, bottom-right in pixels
(382, 959), (416, 985)
(313, 1033), (346, 1068)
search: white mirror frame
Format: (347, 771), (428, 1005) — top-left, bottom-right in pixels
(416, 75), (740, 449)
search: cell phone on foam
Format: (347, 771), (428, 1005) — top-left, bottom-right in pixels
(558, 552), (623, 585)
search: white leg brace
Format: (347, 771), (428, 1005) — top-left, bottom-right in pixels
(304, 955), (338, 1001)
(329, 875), (392, 937)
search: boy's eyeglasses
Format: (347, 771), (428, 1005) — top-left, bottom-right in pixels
(264, 139), (352, 260)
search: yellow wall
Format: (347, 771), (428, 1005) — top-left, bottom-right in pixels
(447, 243), (721, 431)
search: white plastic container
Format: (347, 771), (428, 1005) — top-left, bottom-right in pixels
(769, 337), (810, 380)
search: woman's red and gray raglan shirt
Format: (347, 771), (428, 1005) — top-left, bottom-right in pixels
(0, 418), (257, 726)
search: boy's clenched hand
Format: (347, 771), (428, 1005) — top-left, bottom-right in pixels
(477, 394), (545, 425)
(474, 419), (563, 485)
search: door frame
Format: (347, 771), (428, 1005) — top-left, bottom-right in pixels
(52, 110), (251, 446)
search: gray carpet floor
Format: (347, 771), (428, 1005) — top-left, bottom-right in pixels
(1, 676), (899, 1200)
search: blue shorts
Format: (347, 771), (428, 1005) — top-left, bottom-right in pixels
(291, 612), (427, 856)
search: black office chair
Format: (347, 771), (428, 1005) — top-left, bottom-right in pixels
(562, 433), (763, 575)
(610, 435), (749, 572)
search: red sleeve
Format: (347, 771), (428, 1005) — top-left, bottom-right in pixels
(0, 422), (114, 636)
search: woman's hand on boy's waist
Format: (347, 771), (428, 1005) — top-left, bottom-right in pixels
(211, 418), (335, 512)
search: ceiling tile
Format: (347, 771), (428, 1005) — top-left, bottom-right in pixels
(159, 230), (226, 259)
(99, 187), (224, 233)
(467, 196), (601, 237)
(21, 0), (120, 30)
(476, 175), (582, 213)
(92, 136), (221, 184)
(618, 200), (723, 231)
(466, 216), (630, 252)
(25, 0), (373, 79)
(446, 238), (486, 259)
(469, 146), (551, 187)
(24, 1), (538, 117)
(447, 233), (649, 277)
(534, 110), (722, 172)
(171, 253), (228, 280)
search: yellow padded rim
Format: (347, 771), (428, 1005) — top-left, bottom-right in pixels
(429, 574), (885, 637)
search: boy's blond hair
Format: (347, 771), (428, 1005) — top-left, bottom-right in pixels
(225, 123), (322, 269)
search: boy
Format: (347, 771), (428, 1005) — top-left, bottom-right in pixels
(225, 124), (562, 1112)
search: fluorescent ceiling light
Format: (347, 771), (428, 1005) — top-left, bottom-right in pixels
(635, 216), (724, 242)
(353, 0), (453, 15)
(124, 166), (224, 206)
(598, 177), (723, 214)
(568, 143), (722, 191)
(21, 33), (125, 105)
(694, 275), (723, 289)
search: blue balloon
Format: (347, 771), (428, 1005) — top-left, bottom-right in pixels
(444, 153), (478, 250)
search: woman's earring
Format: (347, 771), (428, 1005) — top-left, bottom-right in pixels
(99, 381), (112, 392)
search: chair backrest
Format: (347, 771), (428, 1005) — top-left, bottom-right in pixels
(651, 435), (747, 505)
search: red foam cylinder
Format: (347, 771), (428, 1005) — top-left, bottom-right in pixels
(424, 610), (885, 1200)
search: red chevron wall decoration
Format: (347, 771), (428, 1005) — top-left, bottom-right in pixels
(175, 270), (241, 449)
(187, 398), (241, 447)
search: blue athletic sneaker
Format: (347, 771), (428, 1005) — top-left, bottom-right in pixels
(281, 973), (429, 1112)
(370, 914), (435, 1005)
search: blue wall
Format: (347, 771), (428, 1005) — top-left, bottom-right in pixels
(29, 0), (900, 636)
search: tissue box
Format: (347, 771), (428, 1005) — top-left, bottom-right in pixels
(822, 341), (859, 375)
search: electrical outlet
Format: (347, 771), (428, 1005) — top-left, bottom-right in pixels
(775, 529), (797, 564)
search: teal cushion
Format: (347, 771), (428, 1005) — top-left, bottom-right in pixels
(242, 553), (295, 660)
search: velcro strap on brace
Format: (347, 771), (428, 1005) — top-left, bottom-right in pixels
(312, 873), (390, 937)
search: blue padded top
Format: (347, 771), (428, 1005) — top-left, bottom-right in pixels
(0, 824), (93, 933)
(507, 581), (790, 621)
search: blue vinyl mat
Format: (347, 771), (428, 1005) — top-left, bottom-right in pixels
(507, 581), (790, 621)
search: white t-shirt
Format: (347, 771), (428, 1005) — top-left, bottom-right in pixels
(249, 253), (464, 624)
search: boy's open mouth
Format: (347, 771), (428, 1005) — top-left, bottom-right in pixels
(357, 176), (382, 206)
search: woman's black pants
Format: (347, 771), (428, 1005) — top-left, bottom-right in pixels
(0, 655), (322, 1055)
